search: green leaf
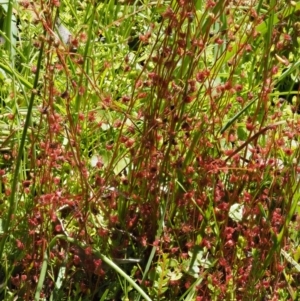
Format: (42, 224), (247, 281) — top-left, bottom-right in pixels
(229, 203), (244, 222)
(0, 0), (18, 58)
(114, 156), (129, 175)
(167, 269), (183, 281)
(237, 126), (248, 141)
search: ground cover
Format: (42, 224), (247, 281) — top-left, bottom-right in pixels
(0, 0), (299, 300)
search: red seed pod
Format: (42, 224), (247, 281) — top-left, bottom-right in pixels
(246, 122), (255, 131)
(73, 255), (81, 265)
(55, 224), (62, 233)
(52, 0), (60, 7)
(20, 0), (30, 8)
(16, 239), (24, 250)
(106, 142), (114, 150)
(125, 138), (135, 148)
(122, 95), (131, 102)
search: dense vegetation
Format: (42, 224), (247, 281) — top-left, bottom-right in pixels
(0, 0), (299, 300)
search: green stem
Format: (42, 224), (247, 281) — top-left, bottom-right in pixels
(4, 0), (14, 62)
(211, 2), (300, 76)
(0, 61), (33, 89)
(74, 5), (96, 116)
(34, 251), (48, 301)
(0, 41), (44, 260)
(49, 235), (152, 301)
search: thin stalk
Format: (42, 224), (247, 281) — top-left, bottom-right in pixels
(34, 250), (48, 301)
(0, 61), (33, 89)
(220, 98), (257, 134)
(74, 4), (96, 115)
(49, 235), (152, 301)
(135, 188), (171, 301)
(211, 2), (300, 76)
(4, 0), (14, 63)
(0, 41), (44, 260)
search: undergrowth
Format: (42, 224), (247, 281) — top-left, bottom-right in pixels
(0, 0), (299, 300)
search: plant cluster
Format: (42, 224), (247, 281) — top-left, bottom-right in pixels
(0, 0), (299, 300)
